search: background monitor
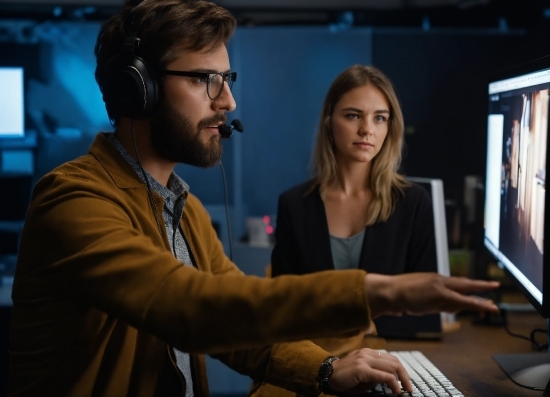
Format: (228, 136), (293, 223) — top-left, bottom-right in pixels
(373, 177), (452, 339)
(407, 177), (451, 278)
(483, 55), (550, 391)
(0, 67), (24, 138)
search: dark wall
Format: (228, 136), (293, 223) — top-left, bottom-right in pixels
(372, 29), (548, 203)
(235, 26), (373, 216)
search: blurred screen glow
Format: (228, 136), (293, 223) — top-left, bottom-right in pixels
(0, 67), (24, 138)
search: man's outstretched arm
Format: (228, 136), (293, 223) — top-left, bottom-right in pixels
(364, 272), (499, 319)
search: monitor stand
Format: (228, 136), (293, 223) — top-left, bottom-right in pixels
(493, 353), (550, 395)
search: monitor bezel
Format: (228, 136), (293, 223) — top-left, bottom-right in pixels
(484, 55), (550, 318)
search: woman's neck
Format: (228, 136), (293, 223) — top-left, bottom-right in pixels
(329, 161), (372, 195)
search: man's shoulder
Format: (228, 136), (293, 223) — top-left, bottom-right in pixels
(39, 153), (100, 183)
(35, 133), (137, 194)
(38, 133), (109, 180)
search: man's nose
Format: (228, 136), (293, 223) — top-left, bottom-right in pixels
(213, 83), (237, 112)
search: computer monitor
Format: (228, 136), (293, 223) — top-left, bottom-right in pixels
(407, 178), (451, 277)
(483, 55), (550, 391)
(373, 177), (452, 339)
(0, 67), (24, 138)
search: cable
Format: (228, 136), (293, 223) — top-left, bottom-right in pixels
(501, 308), (549, 351)
(219, 161), (233, 261)
(530, 328), (549, 352)
(130, 120), (233, 260)
(131, 118), (163, 236)
(497, 308), (550, 393)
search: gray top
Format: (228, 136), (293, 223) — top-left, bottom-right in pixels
(329, 228), (365, 270)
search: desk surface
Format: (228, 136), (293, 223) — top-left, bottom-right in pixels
(386, 312), (548, 397)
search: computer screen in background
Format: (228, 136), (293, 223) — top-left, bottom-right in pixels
(373, 177), (453, 340)
(0, 67), (24, 138)
(483, 55), (550, 391)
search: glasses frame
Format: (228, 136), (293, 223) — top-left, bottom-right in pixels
(163, 70), (237, 100)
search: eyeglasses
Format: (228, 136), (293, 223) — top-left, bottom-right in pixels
(163, 70), (237, 100)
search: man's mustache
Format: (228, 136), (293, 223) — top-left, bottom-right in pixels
(198, 114), (227, 131)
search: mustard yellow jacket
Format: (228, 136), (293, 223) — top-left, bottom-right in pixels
(9, 133), (371, 397)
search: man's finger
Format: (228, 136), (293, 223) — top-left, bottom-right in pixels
(444, 278), (500, 294)
(444, 291), (499, 313)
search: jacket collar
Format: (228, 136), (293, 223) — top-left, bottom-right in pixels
(89, 132), (146, 190)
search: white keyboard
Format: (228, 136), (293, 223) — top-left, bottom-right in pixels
(366, 351), (465, 397)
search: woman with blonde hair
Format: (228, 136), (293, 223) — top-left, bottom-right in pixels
(272, 64), (437, 278)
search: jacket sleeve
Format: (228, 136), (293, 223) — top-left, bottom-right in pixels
(211, 340), (330, 396)
(15, 170), (371, 355)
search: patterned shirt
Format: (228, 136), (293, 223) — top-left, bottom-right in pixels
(109, 133), (195, 396)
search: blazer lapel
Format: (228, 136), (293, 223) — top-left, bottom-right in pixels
(303, 186), (334, 272)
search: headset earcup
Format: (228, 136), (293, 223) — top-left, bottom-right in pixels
(102, 54), (159, 119)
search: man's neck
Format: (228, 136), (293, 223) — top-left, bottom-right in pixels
(114, 118), (176, 187)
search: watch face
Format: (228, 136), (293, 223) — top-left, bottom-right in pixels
(319, 360), (334, 379)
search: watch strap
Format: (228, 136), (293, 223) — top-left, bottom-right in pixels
(317, 356), (339, 395)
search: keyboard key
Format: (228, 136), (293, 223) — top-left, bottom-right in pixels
(364, 350), (466, 397)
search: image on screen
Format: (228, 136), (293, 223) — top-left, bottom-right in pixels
(484, 63), (550, 307)
(0, 67), (24, 138)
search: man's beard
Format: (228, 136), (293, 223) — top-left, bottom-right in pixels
(150, 100), (225, 168)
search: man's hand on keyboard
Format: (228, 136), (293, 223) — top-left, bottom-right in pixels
(329, 349), (413, 395)
(364, 272), (500, 318)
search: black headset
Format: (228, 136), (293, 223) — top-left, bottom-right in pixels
(101, 14), (160, 120)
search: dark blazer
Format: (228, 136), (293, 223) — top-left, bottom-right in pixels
(271, 180), (438, 277)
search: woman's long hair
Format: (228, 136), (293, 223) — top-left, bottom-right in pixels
(310, 64), (409, 225)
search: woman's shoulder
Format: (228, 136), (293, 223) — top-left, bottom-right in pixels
(404, 181), (429, 196)
(396, 180), (432, 206)
(279, 179), (318, 201)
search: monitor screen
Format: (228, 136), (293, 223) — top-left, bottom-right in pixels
(483, 55), (550, 318)
(0, 67), (25, 138)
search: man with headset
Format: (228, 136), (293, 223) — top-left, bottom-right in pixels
(8, 0), (499, 396)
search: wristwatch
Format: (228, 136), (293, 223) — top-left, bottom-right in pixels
(317, 356), (339, 395)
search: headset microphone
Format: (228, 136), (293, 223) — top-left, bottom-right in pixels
(219, 119), (244, 139)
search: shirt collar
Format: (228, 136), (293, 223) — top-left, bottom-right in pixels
(108, 133), (189, 201)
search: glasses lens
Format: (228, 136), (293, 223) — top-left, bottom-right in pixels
(207, 74), (224, 100)
(207, 73), (236, 100)
(227, 73), (235, 90)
